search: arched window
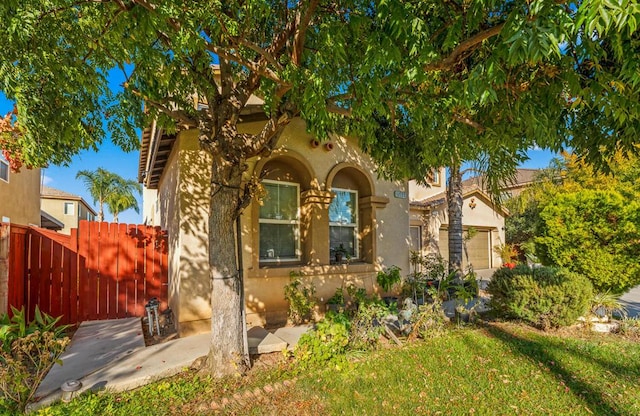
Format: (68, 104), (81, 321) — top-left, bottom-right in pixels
(259, 180), (300, 261)
(328, 164), (377, 263)
(329, 188), (358, 258)
(256, 154), (314, 265)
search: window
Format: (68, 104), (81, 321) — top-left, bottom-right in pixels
(329, 188), (358, 258)
(428, 168), (441, 186)
(259, 180), (300, 261)
(410, 226), (422, 252)
(63, 202), (75, 216)
(0, 154), (8, 182)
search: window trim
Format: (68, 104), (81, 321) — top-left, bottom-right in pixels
(428, 168), (441, 186)
(63, 202), (75, 216)
(329, 187), (359, 259)
(259, 179), (301, 263)
(0, 154), (9, 183)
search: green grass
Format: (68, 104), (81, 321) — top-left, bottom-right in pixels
(34, 324), (640, 416)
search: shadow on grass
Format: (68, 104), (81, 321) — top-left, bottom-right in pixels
(482, 324), (633, 416)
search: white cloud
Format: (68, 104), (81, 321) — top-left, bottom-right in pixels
(42, 175), (53, 186)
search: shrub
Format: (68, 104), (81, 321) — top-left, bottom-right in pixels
(535, 190), (640, 293)
(0, 306), (69, 413)
(348, 302), (393, 351)
(408, 292), (449, 340)
(283, 271), (316, 324)
(487, 265), (593, 330)
(294, 312), (350, 367)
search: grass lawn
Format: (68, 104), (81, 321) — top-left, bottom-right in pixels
(37, 323), (640, 416)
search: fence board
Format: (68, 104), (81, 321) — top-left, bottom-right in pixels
(50, 242), (63, 319)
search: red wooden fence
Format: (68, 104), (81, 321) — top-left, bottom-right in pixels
(1, 220), (168, 325)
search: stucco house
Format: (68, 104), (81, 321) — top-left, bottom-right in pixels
(140, 116), (413, 336)
(139, 109), (512, 337)
(0, 153), (41, 226)
(40, 186), (97, 235)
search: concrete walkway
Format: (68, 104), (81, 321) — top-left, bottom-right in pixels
(30, 318), (310, 411)
(620, 285), (640, 318)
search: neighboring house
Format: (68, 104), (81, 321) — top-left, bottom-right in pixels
(461, 168), (541, 200)
(40, 186), (97, 235)
(409, 177), (508, 273)
(140, 117), (412, 336)
(0, 152), (41, 226)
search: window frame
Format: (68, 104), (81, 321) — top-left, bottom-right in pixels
(258, 179), (301, 263)
(63, 202), (75, 216)
(410, 225), (422, 252)
(329, 187), (359, 260)
(0, 154), (9, 183)
(428, 168), (441, 186)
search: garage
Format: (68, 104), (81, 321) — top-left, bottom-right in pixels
(438, 228), (491, 270)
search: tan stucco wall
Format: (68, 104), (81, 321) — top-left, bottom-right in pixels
(154, 119), (412, 334)
(407, 170), (446, 202)
(0, 167), (41, 226)
(155, 130), (212, 336)
(40, 198), (94, 235)
(410, 191), (505, 269)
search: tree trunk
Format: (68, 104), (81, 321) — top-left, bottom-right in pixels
(203, 163), (247, 377)
(447, 165), (464, 273)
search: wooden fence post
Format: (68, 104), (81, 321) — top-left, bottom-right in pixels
(0, 223), (9, 315)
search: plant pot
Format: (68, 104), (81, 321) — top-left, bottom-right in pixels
(334, 253), (343, 263)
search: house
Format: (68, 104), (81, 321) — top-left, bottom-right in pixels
(409, 177), (508, 274)
(140, 117), (412, 336)
(40, 186), (97, 235)
(0, 153), (41, 226)
(461, 168), (542, 200)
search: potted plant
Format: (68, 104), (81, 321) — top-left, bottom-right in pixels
(377, 265), (401, 305)
(333, 243), (348, 263)
(326, 287), (345, 313)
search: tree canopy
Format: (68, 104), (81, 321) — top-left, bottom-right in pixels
(1, 0), (639, 376)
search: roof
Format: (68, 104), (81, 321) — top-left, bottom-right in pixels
(461, 168), (541, 191)
(138, 66), (267, 189)
(40, 210), (64, 230)
(41, 186), (98, 215)
(410, 182), (509, 216)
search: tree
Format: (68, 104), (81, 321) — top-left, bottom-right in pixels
(105, 177), (142, 223)
(357, 1), (640, 272)
(507, 152), (640, 292)
(2, 1), (639, 377)
(76, 168), (141, 222)
(536, 189), (640, 293)
(76, 168), (119, 222)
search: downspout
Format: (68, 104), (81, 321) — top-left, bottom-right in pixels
(236, 215), (250, 368)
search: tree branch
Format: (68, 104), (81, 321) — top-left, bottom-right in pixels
(292, 0), (320, 66)
(425, 23), (505, 72)
(453, 114), (485, 132)
(128, 87), (197, 127)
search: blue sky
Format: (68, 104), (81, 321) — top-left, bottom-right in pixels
(0, 93), (143, 225)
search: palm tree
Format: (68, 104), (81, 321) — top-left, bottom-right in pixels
(76, 168), (141, 222)
(76, 168), (118, 222)
(105, 177), (142, 222)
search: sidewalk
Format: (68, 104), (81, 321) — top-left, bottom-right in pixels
(30, 318), (310, 412)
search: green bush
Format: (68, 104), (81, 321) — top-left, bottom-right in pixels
(535, 190), (640, 293)
(0, 306), (69, 413)
(294, 312), (350, 367)
(487, 265), (593, 330)
(283, 271), (317, 324)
